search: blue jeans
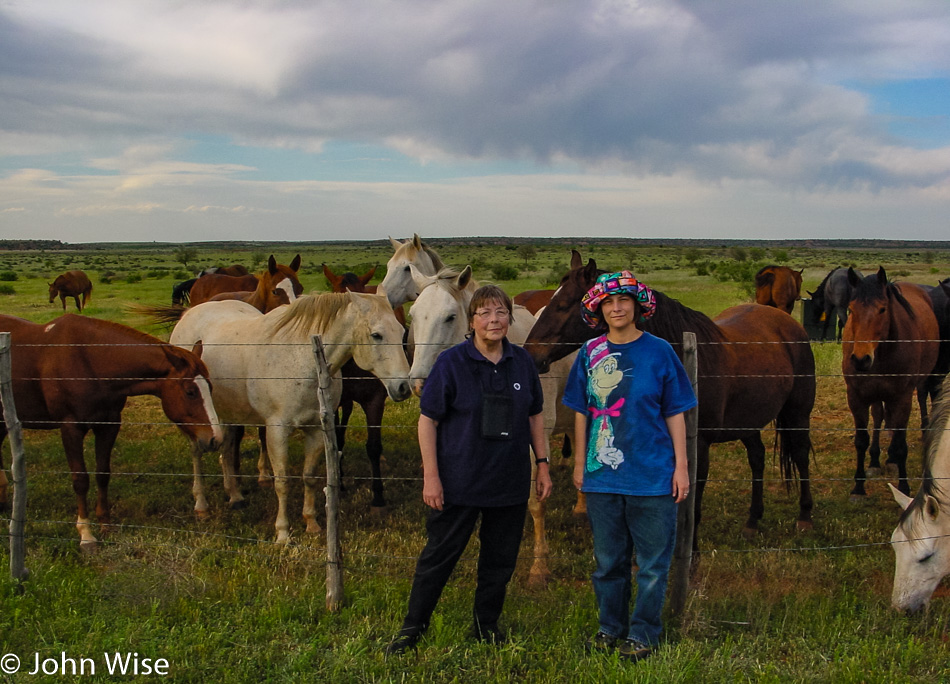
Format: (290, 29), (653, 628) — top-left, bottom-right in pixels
(586, 492), (677, 646)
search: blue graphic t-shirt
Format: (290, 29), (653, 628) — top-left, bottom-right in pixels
(562, 332), (697, 496)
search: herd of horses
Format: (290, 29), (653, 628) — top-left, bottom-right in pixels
(1, 239), (948, 612)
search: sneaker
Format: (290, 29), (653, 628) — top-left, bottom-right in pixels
(473, 623), (507, 644)
(585, 631), (618, 652)
(617, 638), (653, 662)
(384, 630), (421, 656)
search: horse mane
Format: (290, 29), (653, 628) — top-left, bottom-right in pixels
(852, 276), (916, 320)
(429, 267), (476, 304)
(900, 387), (949, 526)
(272, 292), (351, 338)
(422, 243), (445, 271)
(642, 290), (726, 344)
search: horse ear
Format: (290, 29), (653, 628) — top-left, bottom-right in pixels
(924, 494), (940, 520)
(323, 263), (340, 287)
(412, 234), (424, 250)
(408, 264), (435, 291)
(847, 267), (862, 287)
(583, 258), (598, 282)
(389, 235), (402, 250)
(876, 266), (887, 285)
(192, 340), (203, 360)
(888, 483), (913, 511)
(457, 265), (473, 289)
(570, 250), (582, 269)
(360, 264), (377, 285)
(268, 255), (278, 274)
(806, 289), (814, 297)
(164, 345), (191, 372)
(289, 254), (302, 272)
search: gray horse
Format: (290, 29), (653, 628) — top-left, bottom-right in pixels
(808, 267), (864, 341)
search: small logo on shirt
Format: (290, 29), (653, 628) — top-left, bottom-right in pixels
(513, 382), (521, 390)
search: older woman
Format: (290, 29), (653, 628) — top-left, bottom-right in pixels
(386, 284), (553, 654)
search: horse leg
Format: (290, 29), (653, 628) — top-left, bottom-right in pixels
(362, 391), (387, 511)
(257, 426), (272, 488)
(689, 440), (712, 574)
(336, 398), (353, 494)
(741, 432), (766, 538)
(265, 423), (294, 543)
(884, 399), (913, 495)
(73, 295), (82, 312)
(219, 426), (247, 509)
(527, 458), (550, 587)
(301, 427), (324, 536)
(847, 395), (871, 499)
(0, 427), (7, 511)
(190, 437), (212, 519)
(61, 425), (96, 550)
(866, 402), (884, 476)
(92, 422), (121, 538)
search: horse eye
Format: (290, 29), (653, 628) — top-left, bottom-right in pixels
(446, 314), (456, 323)
(185, 385), (199, 398)
(272, 289), (281, 295)
(878, 307), (886, 314)
(919, 552), (935, 564)
(371, 332), (383, 341)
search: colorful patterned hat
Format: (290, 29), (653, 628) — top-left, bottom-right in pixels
(581, 270), (656, 328)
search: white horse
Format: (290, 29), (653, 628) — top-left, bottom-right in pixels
(378, 234), (445, 309)
(890, 391), (950, 612)
(170, 292), (411, 543)
(406, 267), (573, 585)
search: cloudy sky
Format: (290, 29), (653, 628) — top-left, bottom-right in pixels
(1, 0), (949, 243)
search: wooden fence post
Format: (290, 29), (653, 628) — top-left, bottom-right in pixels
(311, 335), (344, 612)
(670, 332), (698, 618)
(0, 332), (28, 582)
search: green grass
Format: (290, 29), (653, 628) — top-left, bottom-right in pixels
(1, 241), (950, 681)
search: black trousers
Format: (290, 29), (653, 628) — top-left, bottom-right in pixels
(401, 501), (528, 633)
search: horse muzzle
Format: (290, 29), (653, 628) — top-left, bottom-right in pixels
(850, 354), (873, 372)
(387, 379), (413, 402)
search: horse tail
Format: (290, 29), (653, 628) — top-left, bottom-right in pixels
(126, 303), (188, 325)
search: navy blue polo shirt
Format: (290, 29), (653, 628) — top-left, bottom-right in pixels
(419, 336), (544, 507)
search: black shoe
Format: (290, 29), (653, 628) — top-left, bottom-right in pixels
(473, 623), (506, 644)
(384, 630), (421, 656)
(585, 631), (619, 652)
(617, 638), (653, 662)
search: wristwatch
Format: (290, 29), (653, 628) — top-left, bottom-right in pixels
(535, 458), (550, 465)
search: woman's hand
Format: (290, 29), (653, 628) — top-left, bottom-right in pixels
(423, 475), (444, 510)
(672, 467), (690, 504)
(536, 464), (553, 501)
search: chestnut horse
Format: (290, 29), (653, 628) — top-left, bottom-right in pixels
(514, 289), (556, 315)
(523, 251), (816, 556)
(189, 254), (302, 306)
(842, 267), (939, 498)
(323, 262), (404, 509)
(49, 270), (93, 312)
(0, 314), (222, 549)
(754, 265), (803, 315)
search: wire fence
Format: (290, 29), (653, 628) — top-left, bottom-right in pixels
(2, 334), (947, 592)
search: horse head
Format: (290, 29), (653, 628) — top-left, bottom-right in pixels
(843, 267), (891, 372)
(523, 251), (603, 374)
(344, 292), (411, 401)
(379, 234), (444, 309)
(258, 254), (304, 311)
(407, 266), (475, 396)
(47, 281), (57, 303)
(158, 344), (223, 452)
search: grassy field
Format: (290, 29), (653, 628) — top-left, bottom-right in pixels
(1, 241), (949, 682)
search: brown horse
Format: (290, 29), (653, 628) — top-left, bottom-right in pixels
(189, 254), (302, 306)
(842, 267), (940, 498)
(138, 255), (304, 326)
(755, 265), (803, 314)
(0, 314), (222, 549)
(323, 262), (404, 509)
(48, 270), (93, 312)
(514, 289), (555, 315)
(523, 251), (816, 555)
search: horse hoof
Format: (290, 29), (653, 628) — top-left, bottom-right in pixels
(885, 463), (900, 479)
(527, 572), (550, 589)
(741, 526), (758, 540)
(866, 467), (881, 477)
(848, 494), (866, 503)
(571, 510), (589, 523)
(257, 479), (274, 489)
(370, 505), (388, 517)
(229, 499), (248, 511)
(796, 521), (814, 532)
(195, 509), (211, 521)
(79, 540), (98, 554)
(306, 520), (323, 535)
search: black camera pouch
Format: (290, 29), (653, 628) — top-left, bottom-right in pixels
(481, 392), (513, 440)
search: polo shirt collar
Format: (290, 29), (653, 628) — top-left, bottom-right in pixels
(464, 336), (514, 364)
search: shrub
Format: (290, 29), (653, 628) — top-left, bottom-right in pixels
(0, 271), (18, 281)
(0, 284), (14, 295)
(146, 270), (165, 278)
(490, 264), (520, 281)
(125, 273), (143, 284)
(172, 270), (190, 280)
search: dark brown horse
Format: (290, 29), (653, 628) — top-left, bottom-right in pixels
(523, 251), (816, 553)
(755, 265), (803, 314)
(189, 255), (302, 306)
(842, 267), (940, 498)
(323, 263), (403, 509)
(514, 289), (555, 315)
(48, 270), (93, 312)
(0, 314), (222, 549)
